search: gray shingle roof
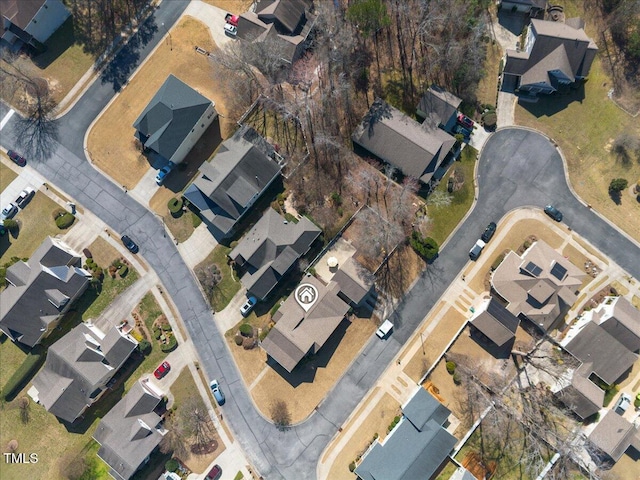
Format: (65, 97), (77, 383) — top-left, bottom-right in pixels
(589, 410), (640, 462)
(352, 99), (455, 183)
(184, 127), (281, 237)
(256, 0), (310, 34)
(93, 381), (163, 480)
(597, 297), (640, 352)
(230, 209), (320, 300)
(33, 323), (137, 423)
(565, 321), (637, 385)
(0, 0), (46, 29)
(0, 237), (90, 347)
(417, 86), (461, 127)
(330, 257), (374, 306)
(132, 74), (212, 160)
(355, 389), (456, 480)
(556, 362), (604, 419)
(471, 298), (520, 347)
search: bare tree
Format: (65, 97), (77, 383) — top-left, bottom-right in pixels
(195, 263), (222, 302)
(18, 396), (30, 424)
(159, 415), (189, 459)
(427, 190), (453, 208)
(612, 133), (640, 164)
(271, 399), (291, 431)
(180, 396), (215, 447)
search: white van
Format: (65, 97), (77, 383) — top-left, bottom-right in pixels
(376, 319), (394, 339)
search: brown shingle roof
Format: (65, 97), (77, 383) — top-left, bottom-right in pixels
(589, 410), (640, 462)
(0, 0), (45, 29)
(471, 298), (520, 347)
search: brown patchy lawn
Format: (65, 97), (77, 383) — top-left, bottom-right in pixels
(515, 55), (640, 242)
(0, 160), (18, 191)
(149, 190), (198, 243)
(0, 192), (72, 264)
(376, 244), (425, 300)
(476, 37), (502, 108)
(324, 391), (400, 480)
(87, 16), (235, 189)
(248, 316), (378, 424)
(201, 0), (254, 13)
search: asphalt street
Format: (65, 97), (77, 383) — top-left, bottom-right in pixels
(1, 5), (638, 477)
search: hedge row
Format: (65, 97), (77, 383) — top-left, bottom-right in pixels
(55, 212), (75, 229)
(2, 350), (44, 401)
(161, 336), (178, 353)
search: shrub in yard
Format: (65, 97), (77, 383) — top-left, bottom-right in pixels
(153, 327), (162, 340)
(138, 340), (151, 354)
(491, 253), (506, 271)
(349, 462), (356, 472)
(161, 324), (172, 332)
(131, 330), (144, 342)
(259, 328), (269, 341)
(167, 198), (183, 217)
(234, 334), (243, 346)
(453, 371), (462, 385)
(161, 336), (178, 353)
(482, 111), (497, 129)
(2, 349), (44, 401)
(446, 361), (456, 375)
(191, 212), (202, 228)
(635, 395), (640, 408)
(609, 178), (628, 193)
(55, 212), (75, 229)
(410, 231), (439, 261)
(2, 219), (18, 231)
(270, 302), (282, 318)
(242, 337), (256, 350)
(239, 323), (253, 337)
(165, 459), (179, 472)
(118, 265), (128, 277)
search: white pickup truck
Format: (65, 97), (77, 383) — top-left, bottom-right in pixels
(376, 319), (394, 339)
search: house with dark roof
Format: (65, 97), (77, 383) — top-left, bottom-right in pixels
(591, 296), (640, 353)
(555, 362), (604, 420)
(470, 297), (520, 349)
(0, 0), (70, 49)
(31, 322), (137, 423)
(184, 126), (282, 239)
(237, 0), (315, 64)
(588, 410), (640, 463)
(499, 0), (547, 14)
(502, 18), (598, 95)
(491, 240), (586, 332)
(352, 99), (456, 185)
(0, 237), (91, 348)
(229, 208), (321, 300)
(416, 86), (462, 133)
(132, 74), (216, 165)
(331, 257), (376, 308)
(93, 379), (165, 480)
(261, 275), (350, 373)
(355, 387), (457, 480)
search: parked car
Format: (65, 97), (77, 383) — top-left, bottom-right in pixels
(453, 124), (472, 138)
(224, 23), (237, 36)
(7, 150), (26, 166)
(240, 296), (257, 317)
(121, 234), (139, 253)
(457, 113), (474, 129)
(0, 203), (18, 221)
(481, 222), (497, 242)
(209, 379), (225, 406)
(469, 239), (486, 261)
(376, 319), (394, 339)
(206, 465), (222, 480)
(615, 393), (632, 415)
(544, 205), (563, 222)
(154, 361), (171, 379)
(15, 187), (35, 208)
(225, 13), (239, 26)
(155, 162), (175, 186)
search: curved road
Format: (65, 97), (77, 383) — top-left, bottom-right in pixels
(1, 6), (638, 478)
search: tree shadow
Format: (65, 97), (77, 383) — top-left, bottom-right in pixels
(517, 83), (586, 117)
(31, 17), (76, 70)
(100, 15), (158, 92)
(609, 190), (622, 205)
(13, 116), (59, 162)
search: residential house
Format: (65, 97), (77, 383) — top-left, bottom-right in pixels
(355, 388), (457, 480)
(31, 322), (137, 423)
(0, 0), (70, 49)
(261, 275), (350, 373)
(352, 99), (456, 185)
(330, 257), (376, 309)
(555, 362), (604, 420)
(184, 126), (281, 239)
(229, 208), (321, 301)
(499, 0), (547, 14)
(491, 240), (586, 332)
(470, 297), (520, 349)
(93, 379), (165, 480)
(416, 85), (462, 133)
(133, 74), (217, 165)
(0, 236), (91, 348)
(502, 18), (598, 94)
(237, 0), (315, 64)
(591, 296), (640, 352)
(588, 410), (640, 463)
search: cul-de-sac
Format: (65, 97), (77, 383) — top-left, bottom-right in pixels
(1, 0), (639, 479)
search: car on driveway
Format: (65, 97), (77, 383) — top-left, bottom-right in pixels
(481, 222), (497, 242)
(209, 379), (225, 406)
(469, 239), (486, 261)
(457, 113), (474, 129)
(154, 361), (170, 379)
(15, 187), (35, 208)
(121, 234), (139, 253)
(155, 162), (175, 186)
(544, 205), (563, 222)
(206, 464), (222, 480)
(240, 296), (257, 317)
(225, 13), (239, 26)
(0, 203), (18, 221)
(7, 150), (26, 166)
(224, 23), (237, 36)
(615, 393), (632, 415)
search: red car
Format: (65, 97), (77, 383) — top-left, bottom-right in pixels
(206, 465), (222, 480)
(457, 113), (475, 130)
(154, 361), (170, 379)
(225, 13), (239, 26)
(7, 150), (26, 167)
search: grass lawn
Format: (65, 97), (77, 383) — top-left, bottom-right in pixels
(514, 55), (640, 242)
(427, 146), (478, 245)
(87, 16), (236, 189)
(0, 192), (73, 264)
(324, 390), (400, 480)
(0, 335), (29, 395)
(149, 189), (198, 243)
(196, 244), (241, 311)
(476, 38), (502, 108)
(0, 159), (18, 191)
